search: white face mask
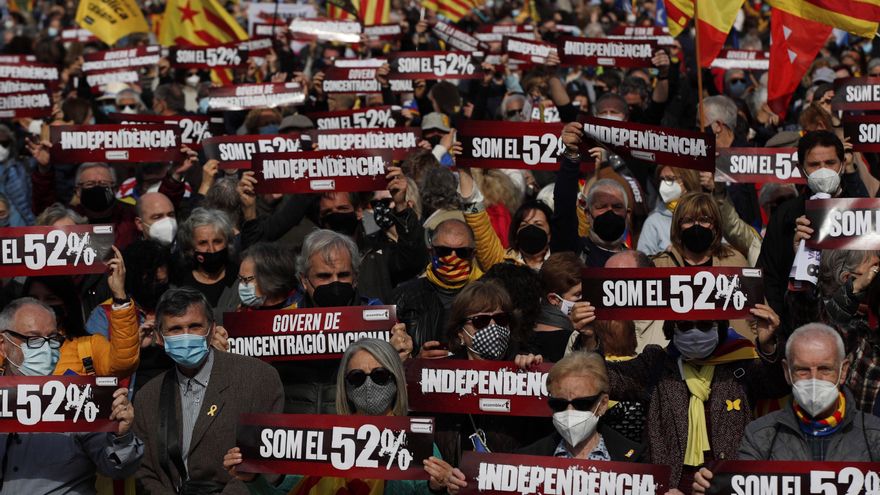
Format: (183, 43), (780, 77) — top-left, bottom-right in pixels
(120, 106), (138, 114)
(28, 119), (43, 136)
(186, 75), (201, 87)
(552, 293), (576, 316)
(791, 367), (842, 417)
(659, 180), (683, 204)
(553, 408), (600, 448)
(0, 144), (10, 162)
(807, 167), (841, 195)
(146, 217), (177, 246)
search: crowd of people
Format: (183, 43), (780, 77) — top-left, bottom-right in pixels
(0, 0), (880, 493)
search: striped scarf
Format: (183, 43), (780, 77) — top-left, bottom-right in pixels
(793, 392), (846, 437)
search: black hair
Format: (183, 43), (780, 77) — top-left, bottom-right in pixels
(155, 287), (213, 333)
(481, 263), (543, 349)
(22, 276), (86, 338)
(508, 200), (553, 252)
(797, 130), (844, 168)
(124, 240), (172, 311)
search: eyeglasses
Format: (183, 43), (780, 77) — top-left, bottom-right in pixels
(659, 176), (678, 185)
(465, 312), (510, 330)
(2, 329), (64, 349)
(505, 108), (523, 117)
(118, 104), (137, 111)
(238, 275), (256, 284)
(76, 180), (115, 189)
(433, 246), (475, 260)
(548, 394), (602, 413)
(680, 216), (714, 229)
(345, 367), (393, 387)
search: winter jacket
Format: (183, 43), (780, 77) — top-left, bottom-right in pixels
(637, 203), (673, 256)
(0, 158), (34, 224)
(392, 277), (456, 354)
(517, 423), (644, 462)
(53, 300), (140, 377)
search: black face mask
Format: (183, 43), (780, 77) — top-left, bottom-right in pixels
(80, 186), (115, 212)
(312, 281), (356, 307)
(426, 135), (443, 147)
(193, 248), (228, 274)
(516, 224), (548, 255)
(681, 225), (715, 254)
(322, 212), (359, 237)
(591, 210), (626, 243)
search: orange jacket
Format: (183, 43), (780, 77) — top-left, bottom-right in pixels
(53, 300), (140, 377)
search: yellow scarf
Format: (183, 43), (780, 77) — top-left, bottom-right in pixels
(682, 362), (714, 466)
(665, 199), (679, 212)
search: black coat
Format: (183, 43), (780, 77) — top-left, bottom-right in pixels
(517, 423), (645, 462)
(392, 277), (451, 352)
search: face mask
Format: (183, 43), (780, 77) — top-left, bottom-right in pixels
(80, 185), (115, 212)
(163, 333), (209, 368)
(807, 167), (841, 195)
(431, 253), (472, 286)
(681, 224), (714, 254)
(258, 124), (280, 135)
(553, 294), (576, 316)
(346, 375), (398, 415)
(47, 27), (58, 37)
(464, 323), (510, 361)
(145, 217), (177, 246)
(599, 113), (624, 121)
(553, 409), (600, 448)
(193, 247), (228, 274)
(791, 372), (841, 418)
(186, 74), (201, 87)
(321, 212), (359, 237)
(238, 282), (266, 307)
(28, 119), (43, 136)
(4, 335), (60, 376)
(198, 98), (210, 114)
(426, 135), (443, 147)
(100, 103), (116, 115)
(516, 224), (548, 255)
(673, 325), (719, 360)
(120, 106), (138, 114)
(312, 281), (356, 307)
(0, 144), (9, 162)
(727, 80), (749, 99)
(591, 209), (626, 243)
(659, 180), (683, 204)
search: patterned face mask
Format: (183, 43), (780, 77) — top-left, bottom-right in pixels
(346, 376), (397, 415)
(431, 253), (472, 286)
(463, 323), (510, 361)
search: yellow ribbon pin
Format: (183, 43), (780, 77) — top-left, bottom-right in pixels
(207, 405), (218, 417)
(726, 399), (741, 411)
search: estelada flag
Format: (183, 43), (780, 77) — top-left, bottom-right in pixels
(421, 0), (483, 23)
(75, 0), (150, 46)
(327, 0), (389, 26)
(665, 0), (745, 67)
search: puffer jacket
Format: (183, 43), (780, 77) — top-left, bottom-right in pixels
(53, 300), (140, 377)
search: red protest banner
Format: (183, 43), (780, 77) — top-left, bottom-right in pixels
(389, 51), (483, 80)
(239, 37), (273, 57)
(310, 106), (403, 130)
(0, 54), (36, 63)
(581, 267), (765, 320)
(62, 29), (98, 43)
(456, 120), (568, 171)
(558, 36), (657, 68)
(203, 134), (309, 170)
(805, 198), (880, 250)
(289, 18), (362, 43)
(715, 148), (805, 184)
(363, 23), (403, 41)
(0, 225), (114, 277)
(608, 25), (675, 46)
(843, 114), (880, 152)
(0, 376), (119, 433)
(833, 77), (880, 112)
(710, 50), (770, 71)
(705, 460), (880, 495)
(50, 124), (182, 163)
(208, 83), (306, 111)
(458, 452), (671, 494)
(503, 37), (557, 64)
(81, 46), (161, 74)
(313, 128), (421, 160)
(0, 81), (46, 94)
(169, 42), (249, 69)
(0, 91), (52, 119)
(107, 113), (220, 150)
(237, 414), (435, 480)
(431, 21), (486, 52)
(577, 115), (716, 172)
(253, 149), (392, 193)
(475, 24), (534, 43)
(0, 62), (59, 82)
(225, 306), (397, 361)
(326, 61), (415, 93)
(85, 70), (141, 93)
(405, 359), (552, 417)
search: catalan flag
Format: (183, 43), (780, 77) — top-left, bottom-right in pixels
(769, 0), (880, 38)
(327, 0), (390, 26)
(664, 0), (745, 67)
(422, 0), (483, 23)
(75, 0), (150, 46)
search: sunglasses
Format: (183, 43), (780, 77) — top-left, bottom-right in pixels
(465, 312), (510, 330)
(345, 367), (393, 388)
(673, 321), (717, 332)
(505, 109), (523, 117)
(433, 246), (475, 260)
(548, 394), (601, 413)
(119, 104), (137, 111)
(729, 78), (747, 85)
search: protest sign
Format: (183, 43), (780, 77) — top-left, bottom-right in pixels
(843, 114), (880, 152)
(169, 42), (249, 69)
(503, 37), (557, 64)
(225, 306), (397, 361)
(237, 414), (434, 479)
(247, 2), (317, 34)
(608, 26), (675, 46)
(314, 128), (421, 160)
(432, 21), (486, 52)
(0, 62), (60, 82)
(289, 18), (361, 43)
(558, 36), (656, 68)
(833, 77), (880, 112)
(252, 149), (392, 193)
(529, 102), (561, 123)
(805, 198), (880, 250)
(577, 115), (716, 172)
(50, 124), (182, 163)
(81, 46), (160, 73)
(475, 24), (535, 43)
(706, 460), (880, 495)
(202, 134), (309, 170)
(208, 83), (305, 111)
(456, 120), (567, 171)
(239, 37), (273, 57)
(310, 106), (403, 130)
(62, 29), (98, 43)
(0, 376), (119, 433)
(710, 50), (770, 70)
(364, 23), (403, 41)
(459, 452), (671, 494)
(107, 113), (220, 150)
(0, 81), (46, 94)
(715, 148), (805, 184)
(85, 70), (141, 92)
(0, 225), (114, 277)
(581, 267), (765, 320)
(321, 67), (414, 94)
(0, 91), (52, 119)
(389, 51), (483, 79)
(0, 54), (35, 63)
(406, 359), (552, 416)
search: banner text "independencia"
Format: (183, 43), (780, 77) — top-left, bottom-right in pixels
(582, 124), (708, 158)
(421, 368), (548, 397)
(479, 462), (659, 495)
(263, 155), (386, 180)
(60, 129), (176, 149)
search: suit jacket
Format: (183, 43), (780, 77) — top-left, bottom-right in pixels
(133, 350), (284, 494)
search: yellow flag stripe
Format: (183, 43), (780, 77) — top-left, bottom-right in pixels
(770, 0), (880, 37)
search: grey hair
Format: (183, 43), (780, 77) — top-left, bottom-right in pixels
(177, 207), (235, 257)
(586, 178), (628, 210)
(242, 242), (298, 300)
(0, 297), (56, 333)
(757, 182), (797, 208)
(35, 202), (87, 226)
(818, 249), (878, 297)
(869, 58), (880, 73)
(702, 95), (738, 131)
(785, 323), (845, 365)
(115, 88), (144, 108)
(429, 218), (475, 247)
(740, 33), (762, 51)
(203, 177), (242, 227)
(74, 162), (117, 186)
(500, 93), (527, 118)
(296, 229), (361, 279)
(335, 338), (408, 416)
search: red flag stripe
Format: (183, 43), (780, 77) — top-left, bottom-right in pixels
(696, 20), (729, 67)
(195, 29), (224, 45)
(803, 0), (880, 21)
(203, 7), (241, 41)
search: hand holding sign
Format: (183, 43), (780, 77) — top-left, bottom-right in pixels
(224, 446), (256, 482)
(692, 467), (713, 494)
(109, 387), (133, 437)
(390, 323), (413, 361)
(793, 215), (813, 254)
(749, 304), (780, 354)
(238, 171), (258, 221)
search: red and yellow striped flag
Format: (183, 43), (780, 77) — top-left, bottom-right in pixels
(664, 0), (745, 67)
(327, 0), (390, 26)
(769, 0), (880, 38)
(422, 0), (482, 23)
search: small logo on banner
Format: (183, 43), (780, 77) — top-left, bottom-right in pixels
(742, 269), (761, 278)
(479, 398), (512, 413)
(310, 179), (335, 191)
(410, 418), (433, 434)
(93, 225), (113, 234)
(105, 151), (128, 160)
(95, 377), (117, 387)
(363, 309), (391, 321)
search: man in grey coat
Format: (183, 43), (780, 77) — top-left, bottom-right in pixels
(692, 323), (880, 494)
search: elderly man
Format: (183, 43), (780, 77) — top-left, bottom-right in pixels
(135, 192), (177, 246)
(692, 323), (880, 494)
(0, 298), (142, 494)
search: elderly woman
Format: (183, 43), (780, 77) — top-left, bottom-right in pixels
(215, 242), (298, 322)
(35, 202), (87, 227)
(175, 207), (238, 307)
(224, 339), (463, 495)
(637, 166), (700, 256)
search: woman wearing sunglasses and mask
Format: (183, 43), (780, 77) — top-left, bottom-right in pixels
(224, 339), (465, 494)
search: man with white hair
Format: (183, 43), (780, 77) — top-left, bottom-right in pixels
(692, 323), (880, 493)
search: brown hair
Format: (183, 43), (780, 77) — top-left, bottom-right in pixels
(669, 192), (733, 258)
(547, 351), (609, 396)
(799, 102), (833, 131)
(656, 165), (701, 194)
(445, 279), (514, 353)
(540, 252), (584, 297)
(594, 320), (637, 358)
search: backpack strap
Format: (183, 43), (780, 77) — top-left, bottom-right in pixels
(76, 338), (95, 375)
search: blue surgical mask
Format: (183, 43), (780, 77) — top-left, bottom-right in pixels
(238, 282), (265, 307)
(163, 333), (209, 368)
(100, 104), (116, 115)
(198, 98), (210, 114)
(258, 124), (280, 135)
(5, 335), (59, 376)
(47, 27), (58, 37)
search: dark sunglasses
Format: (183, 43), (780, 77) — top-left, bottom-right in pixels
(548, 394), (602, 413)
(345, 367), (393, 388)
(433, 245), (475, 260)
(729, 78), (747, 84)
(505, 109), (523, 117)
(673, 320), (717, 332)
(119, 104), (137, 111)
(465, 312), (510, 330)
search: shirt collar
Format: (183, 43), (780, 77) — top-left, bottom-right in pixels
(176, 349), (214, 388)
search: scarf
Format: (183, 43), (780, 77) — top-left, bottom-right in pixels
(535, 303), (574, 331)
(291, 476), (384, 495)
(793, 392), (846, 437)
(425, 254), (483, 290)
(665, 199), (679, 212)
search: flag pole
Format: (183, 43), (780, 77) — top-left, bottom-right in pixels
(694, 0), (705, 131)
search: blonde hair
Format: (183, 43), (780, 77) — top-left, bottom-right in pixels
(657, 166), (701, 194)
(473, 169), (521, 214)
(547, 351), (609, 395)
